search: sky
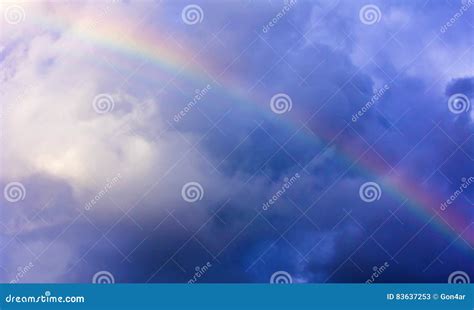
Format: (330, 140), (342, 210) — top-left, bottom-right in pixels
(0, 0), (473, 284)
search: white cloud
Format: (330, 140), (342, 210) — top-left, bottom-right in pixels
(0, 2), (229, 282)
(1, 30), (158, 196)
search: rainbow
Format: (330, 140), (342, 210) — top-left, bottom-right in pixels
(31, 4), (473, 248)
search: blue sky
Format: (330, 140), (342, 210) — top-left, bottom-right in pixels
(0, 0), (473, 284)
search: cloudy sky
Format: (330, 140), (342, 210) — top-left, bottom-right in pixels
(0, 0), (473, 284)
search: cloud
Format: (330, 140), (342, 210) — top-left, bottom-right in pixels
(0, 1), (239, 281)
(0, 0), (472, 283)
